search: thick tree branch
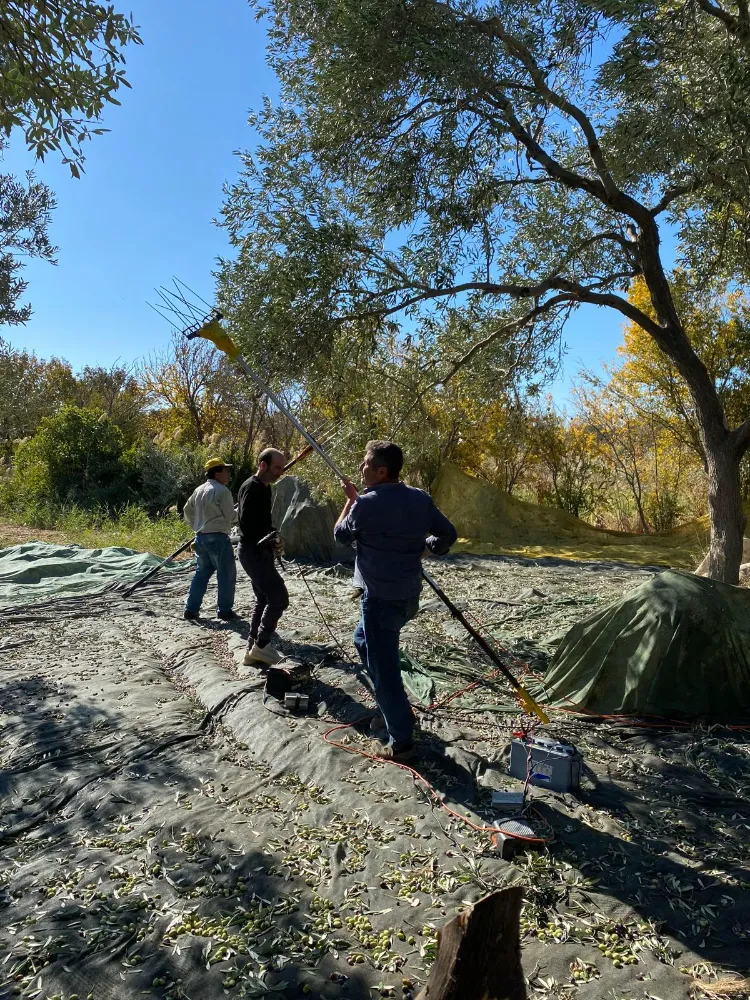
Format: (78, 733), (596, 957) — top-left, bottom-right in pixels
(650, 177), (705, 216)
(350, 228), (634, 312)
(432, 0), (655, 224)
(475, 15), (620, 197)
(732, 412), (750, 455)
(696, 0), (742, 33)
(472, 88), (611, 205)
(435, 296), (572, 388)
(551, 282), (666, 339)
(345, 264), (637, 323)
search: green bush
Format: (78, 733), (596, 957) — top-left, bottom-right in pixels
(14, 405), (128, 508)
(644, 489), (684, 532)
(123, 440), (183, 515)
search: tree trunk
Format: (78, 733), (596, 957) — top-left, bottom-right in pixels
(703, 440), (746, 584)
(636, 226), (748, 583)
(415, 887), (526, 1000)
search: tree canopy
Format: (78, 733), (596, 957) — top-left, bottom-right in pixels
(14, 404), (127, 507)
(606, 275), (750, 466)
(0, 1), (141, 175)
(220, 0), (750, 376)
(218, 0), (750, 581)
(0, 2), (140, 325)
(0, 165), (57, 324)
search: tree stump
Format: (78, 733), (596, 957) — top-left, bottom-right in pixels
(415, 887), (526, 1000)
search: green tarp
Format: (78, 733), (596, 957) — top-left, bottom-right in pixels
(536, 570), (750, 723)
(0, 542), (186, 607)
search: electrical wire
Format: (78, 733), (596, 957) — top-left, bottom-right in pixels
(266, 560), (552, 844)
(320, 719), (552, 844)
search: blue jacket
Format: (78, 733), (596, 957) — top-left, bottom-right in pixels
(334, 482), (457, 600)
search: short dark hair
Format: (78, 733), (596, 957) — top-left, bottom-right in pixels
(365, 440), (403, 480)
(206, 466), (224, 480)
(258, 447), (283, 468)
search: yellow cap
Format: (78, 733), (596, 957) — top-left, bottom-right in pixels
(204, 457), (233, 472)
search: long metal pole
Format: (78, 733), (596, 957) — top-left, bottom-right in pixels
(122, 538), (193, 599)
(186, 316), (549, 723)
(420, 569), (549, 721)
(234, 357), (347, 481)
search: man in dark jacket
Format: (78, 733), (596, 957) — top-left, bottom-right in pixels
(334, 440), (457, 759)
(237, 448), (289, 666)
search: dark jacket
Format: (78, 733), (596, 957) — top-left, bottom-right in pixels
(334, 481), (457, 600)
(237, 475), (273, 546)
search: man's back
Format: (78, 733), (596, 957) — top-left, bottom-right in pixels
(334, 482), (456, 599)
(237, 475), (273, 546)
(184, 479), (234, 534)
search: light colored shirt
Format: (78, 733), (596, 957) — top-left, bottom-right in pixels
(183, 480), (236, 535)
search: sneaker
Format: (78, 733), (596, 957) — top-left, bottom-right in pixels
(183, 609), (199, 620)
(244, 642), (283, 666)
(217, 610), (240, 621)
(369, 737), (415, 762)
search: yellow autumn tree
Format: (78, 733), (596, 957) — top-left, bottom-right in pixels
(576, 380), (705, 532)
(525, 408), (611, 520)
(611, 274), (750, 468)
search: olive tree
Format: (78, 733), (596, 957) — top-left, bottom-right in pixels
(220, 0), (750, 582)
(0, 0), (141, 174)
(0, 2), (140, 321)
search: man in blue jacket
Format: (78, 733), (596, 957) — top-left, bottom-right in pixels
(334, 441), (457, 760)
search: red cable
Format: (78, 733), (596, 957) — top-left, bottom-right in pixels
(319, 608), (749, 845)
(423, 629), (750, 732)
(321, 720), (551, 844)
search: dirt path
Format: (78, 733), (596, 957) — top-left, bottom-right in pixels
(0, 522), (68, 548)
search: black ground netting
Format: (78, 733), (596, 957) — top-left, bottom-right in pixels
(1, 552), (748, 1000)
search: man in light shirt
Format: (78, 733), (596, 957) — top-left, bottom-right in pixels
(183, 457), (239, 621)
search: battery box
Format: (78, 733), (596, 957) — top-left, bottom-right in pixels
(284, 692), (310, 713)
(509, 735), (581, 793)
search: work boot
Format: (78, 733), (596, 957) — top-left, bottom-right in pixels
(370, 737), (415, 762)
(244, 642), (283, 666)
(368, 712), (387, 737)
(217, 610), (240, 621)
(183, 609), (199, 620)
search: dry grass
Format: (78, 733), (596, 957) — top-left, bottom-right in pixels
(436, 463), (710, 569)
(693, 977), (750, 999)
(0, 507), (192, 558)
(0, 521), (67, 548)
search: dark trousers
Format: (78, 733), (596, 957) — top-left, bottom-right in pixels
(353, 592), (419, 746)
(238, 542), (289, 645)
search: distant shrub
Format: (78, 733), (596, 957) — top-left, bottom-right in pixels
(123, 440), (183, 515)
(13, 405), (128, 508)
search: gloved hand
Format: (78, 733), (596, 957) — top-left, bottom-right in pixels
(258, 530), (284, 556)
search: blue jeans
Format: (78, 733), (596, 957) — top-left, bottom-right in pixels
(354, 592), (420, 746)
(185, 533), (236, 615)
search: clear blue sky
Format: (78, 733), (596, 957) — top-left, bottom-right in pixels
(0, 0), (626, 404)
